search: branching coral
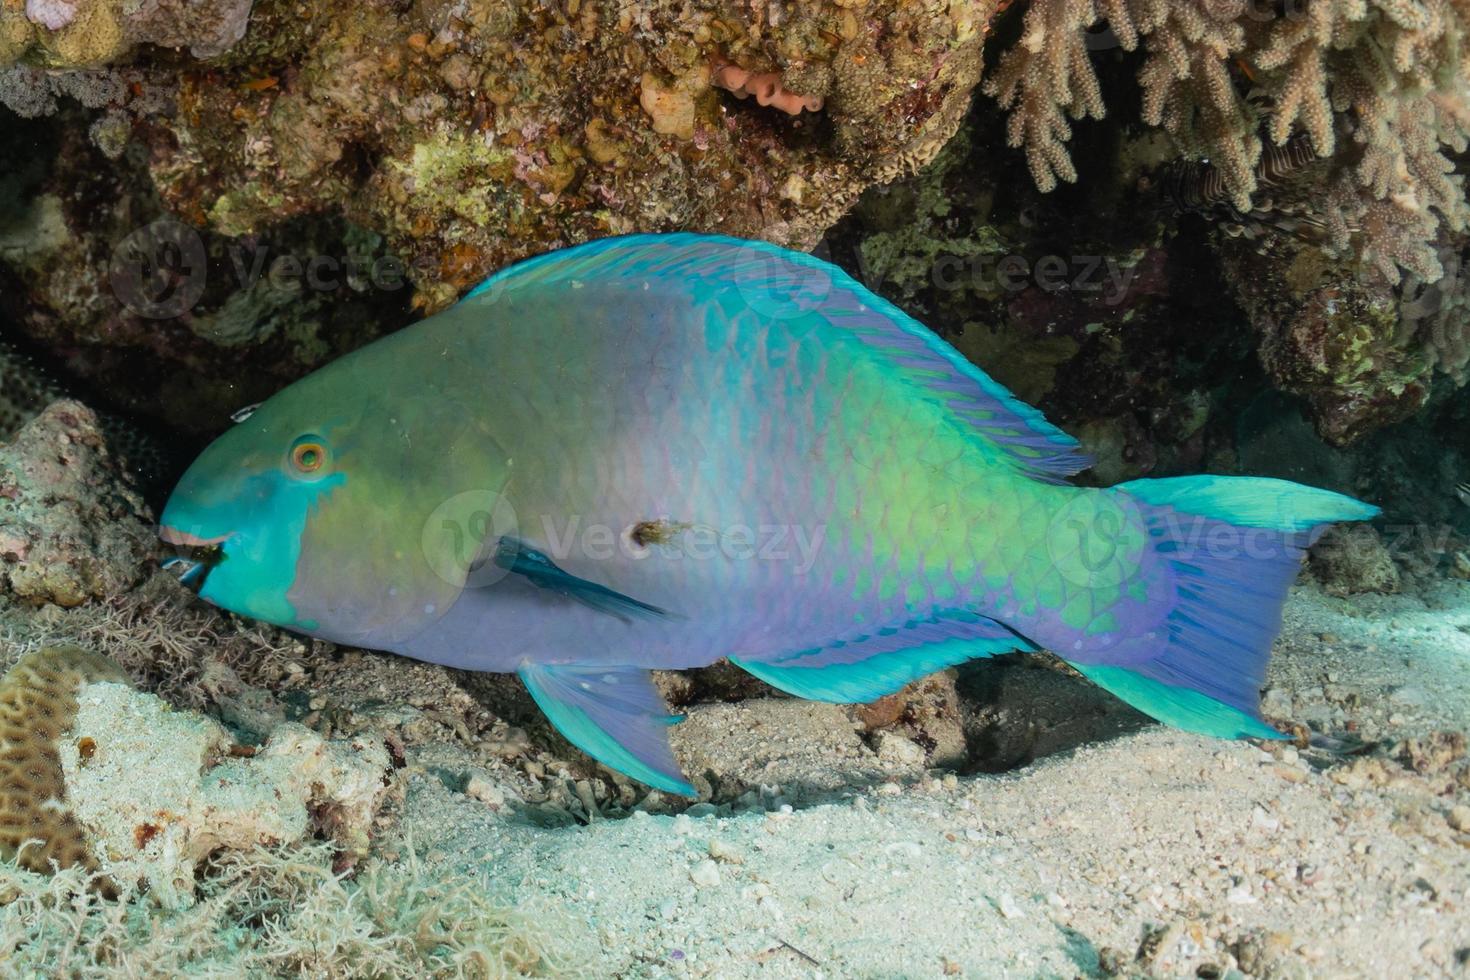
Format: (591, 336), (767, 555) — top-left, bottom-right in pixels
(985, 0), (1470, 283)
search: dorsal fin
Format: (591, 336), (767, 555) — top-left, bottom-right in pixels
(463, 233), (1092, 482)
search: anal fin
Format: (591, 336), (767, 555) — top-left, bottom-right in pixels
(518, 663), (695, 796)
(731, 612), (1032, 703)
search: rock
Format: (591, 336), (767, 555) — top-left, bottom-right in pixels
(874, 731), (926, 767)
(689, 858), (720, 889)
(0, 400), (153, 606)
(58, 675), (392, 907)
(1220, 224), (1469, 446)
(5, 0), (1003, 315)
(853, 670), (968, 770)
(1308, 525), (1401, 597)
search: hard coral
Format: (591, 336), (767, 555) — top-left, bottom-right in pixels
(985, 0), (1470, 284)
(0, 645), (126, 876)
(0, 0), (251, 67)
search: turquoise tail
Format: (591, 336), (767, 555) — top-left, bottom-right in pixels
(1069, 476), (1379, 740)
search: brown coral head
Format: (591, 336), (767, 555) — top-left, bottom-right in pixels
(713, 64), (823, 115)
(0, 646), (127, 876)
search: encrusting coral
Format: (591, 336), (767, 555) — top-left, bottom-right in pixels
(985, 0), (1470, 285)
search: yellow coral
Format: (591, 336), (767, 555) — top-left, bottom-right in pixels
(0, 0), (35, 67)
(0, 646), (128, 876)
(36, 0), (126, 67)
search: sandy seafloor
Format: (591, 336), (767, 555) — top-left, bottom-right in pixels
(375, 579), (1470, 979)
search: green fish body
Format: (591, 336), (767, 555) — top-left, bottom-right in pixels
(161, 235), (1377, 793)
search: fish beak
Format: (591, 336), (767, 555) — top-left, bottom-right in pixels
(159, 526), (234, 594)
(159, 526), (235, 548)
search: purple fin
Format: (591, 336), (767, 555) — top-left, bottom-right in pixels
(463, 233), (1092, 482)
(519, 663), (694, 795)
(1075, 475), (1376, 731)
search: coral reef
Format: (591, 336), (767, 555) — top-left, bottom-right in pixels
(0, 0), (253, 68)
(1220, 215), (1470, 444)
(0, 1), (998, 309)
(0, 645), (126, 876)
(0, 112), (415, 438)
(984, 0), (1470, 286)
(0, 400), (152, 606)
(62, 676), (391, 908)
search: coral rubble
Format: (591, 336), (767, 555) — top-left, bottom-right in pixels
(62, 677), (391, 908)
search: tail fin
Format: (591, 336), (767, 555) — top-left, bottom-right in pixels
(1068, 476), (1379, 740)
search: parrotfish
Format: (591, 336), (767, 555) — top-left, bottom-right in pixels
(160, 234), (1377, 794)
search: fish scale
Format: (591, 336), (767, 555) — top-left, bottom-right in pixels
(160, 234), (1379, 794)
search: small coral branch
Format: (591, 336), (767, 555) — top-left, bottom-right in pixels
(713, 64), (824, 115)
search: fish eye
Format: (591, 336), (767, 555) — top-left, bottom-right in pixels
(287, 436), (331, 478)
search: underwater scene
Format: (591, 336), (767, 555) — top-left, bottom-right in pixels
(1, 1), (1469, 977)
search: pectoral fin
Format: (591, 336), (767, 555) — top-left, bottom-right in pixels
(494, 536), (669, 622)
(518, 663), (695, 796)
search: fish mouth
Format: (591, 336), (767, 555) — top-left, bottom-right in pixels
(159, 526), (235, 548)
(159, 526), (234, 593)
